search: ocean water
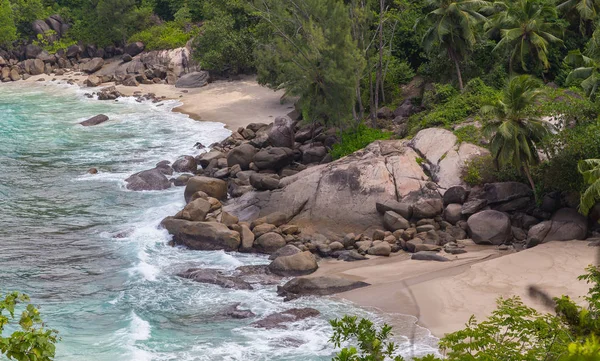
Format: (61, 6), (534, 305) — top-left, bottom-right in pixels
(0, 81), (438, 361)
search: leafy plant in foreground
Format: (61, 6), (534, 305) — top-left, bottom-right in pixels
(0, 292), (58, 361)
(578, 159), (600, 217)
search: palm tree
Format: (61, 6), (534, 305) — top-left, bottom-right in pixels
(565, 49), (600, 99)
(481, 75), (554, 196)
(558, 0), (600, 34)
(419, 0), (490, 90)
(578, 159), (600, 216)
(486, 0), (564, 73)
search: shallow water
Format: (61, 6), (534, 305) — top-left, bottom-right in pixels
(0, 81), (438, 360)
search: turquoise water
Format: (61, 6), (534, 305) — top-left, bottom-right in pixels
(0, 82), (438, 360)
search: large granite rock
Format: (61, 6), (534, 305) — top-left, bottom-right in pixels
(254, 147), (294, 170)
(268, 116), (295, 148)
(227, 144), (257, 170)
(224, 140), (430, 234)
(411, 128), (489, 190)
(526, 208), (588, 248)
(175, 71), (209, 88)
(172, 156), (197, 173)
(184, 176), (228, 202)
(268, 251), (318, 276)
(125, 168), (171, 191)
(161, 218), (241, 251)
(484, 182), (533, 204)
(80, 57), (104, 73)
(467, 210), (511, 245)
(277, 276), (370, 301)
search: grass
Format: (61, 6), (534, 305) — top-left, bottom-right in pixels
(330, 124), (393, 159)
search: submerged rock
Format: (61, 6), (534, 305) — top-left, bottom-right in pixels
(125, 168), (171, 191)
(177, 268), (253, 290)
(80, 114), (109, 126)
(161, 218), (241, 251)
(251, 308), (320, 329)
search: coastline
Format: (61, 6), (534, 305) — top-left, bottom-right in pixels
(317, 240), (595, 338)
(22, 72), (293, 130)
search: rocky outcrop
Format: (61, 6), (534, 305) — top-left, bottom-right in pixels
(277, 276), (370, 301)
(467, 210), (512, 245)
(160, 218), (241, 251)
(125, 167), (171, 191)
(80, 114), (109, 126)
(178, 268), (253, 290)
(268, 251), (318, 276)
(411, 128), (489, 190)
(175, 71), (209, 88)
(251, 308), (320, 329)
(526, 208), (588, 247)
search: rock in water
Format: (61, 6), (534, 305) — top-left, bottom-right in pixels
(125, 168), (171, 191)
(277, 276), (370, 301)
(178, 268), (253, 290)
(175, 71), (210, 88)
(80, 114), (109, 126)
(161, 218), (241, 251)
(467, 210), (511, 245)
(251, 308), (320, 329)
(172, 156), (197, 173)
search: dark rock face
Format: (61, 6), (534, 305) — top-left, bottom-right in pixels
(443, 186), (468, 205)
(467, 210), (511, 245)
(178, 268), (253, 290)
(218, 303), (255, 319)
(251, 308), (320, 329)
(25, 44), (43, 59)
(526, 208), (589, 248)
(160, 218), (241, 251)
(412, 198), (444, 219)
(484, 182), (533, 204)
(125, 168), (171, 191)
(175, 71), (210, 88)
(461, 199), (487, 215)
(80, 57), (104, 73)
(227, 144), (257, 170)
(124, 42), (145, 57)
(375, 200), (413, 219)
(254, 147), (294, 170)
(80, 114), (109, 126)
(277, 276), (370, 301)
(172, 156), (197, 173)
(249, 174), (280, 191)
(268, 116), (295, 148)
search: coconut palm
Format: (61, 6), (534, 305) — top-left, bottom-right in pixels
(481, 75), (554, 196)
(419, 0), (490, 90)
(558, 0), (600, 34)
(486, 0), (564, 73)
(578, 159), (600, 216)
(565, 49), (600, 99)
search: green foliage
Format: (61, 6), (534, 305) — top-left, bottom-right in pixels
(330, 125), (392, 160)
(9, 0), (47, 37)
(0, 291), (58, 361)
(536, 120), (600, 194)
(193, 0), (257, 74)
(578, 159), (600, 216)
(453, 124), (483, 144)
(329, 315), (404, 361)
(129, 22), (197, 50)
(462, 155), (526, 186)
(408, 78), (499, 133)
(255, 0), (364, 126)
(32, 30), (77, 54)
(382, 56), (415, 106)
(0, 0), (17, 48)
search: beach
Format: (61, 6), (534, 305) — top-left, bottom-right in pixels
(317, 240), (596, 337)
(24, 72), (294, 130)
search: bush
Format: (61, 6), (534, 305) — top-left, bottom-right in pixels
(0, 292), (58, 361)
(462, 155), (526, 186)
(381, 56), (416, 106)
(453, 125), (483, 145)
(330, 124), (393, 160)
(408, 78), (500, 134)
(129, 22), (198, 50)
(32, 31), (77, 54)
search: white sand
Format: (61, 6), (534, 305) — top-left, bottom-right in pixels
(318, 241), (596, 337)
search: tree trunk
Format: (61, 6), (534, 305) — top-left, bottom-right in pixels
(374, 0), (384, 116)
(523, 164), (537, 202)
(450, 48), (464, 91)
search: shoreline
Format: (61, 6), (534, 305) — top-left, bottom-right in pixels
(317, 240), (595, 338)
(22, 72), (293, 130)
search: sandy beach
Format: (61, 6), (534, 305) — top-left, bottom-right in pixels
(317, 240), (596, 337)
(24, 72), (294, 130)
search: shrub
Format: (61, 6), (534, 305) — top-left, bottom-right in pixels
(330, 124), (393, 160)
(0, 292), (58, 361)
(128, 22), (198, 51)
(381, 56), (416, 106)
(32, 31), (77, 54)
(462, 155), (526, 186)
(453, 125), (483, 145)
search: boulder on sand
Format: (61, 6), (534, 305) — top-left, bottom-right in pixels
(184, 176), (228, 202)
(467, 210), (511, 245)
(160, 218), (241, 251)
(277, 276), (370, 301)
(175, 71), (210, 88)
(268, 251), (318, 276)
(80, 114), (109, 126)
(526, 208), (588, 248)
(411, 251), (450, 262)
(125, 168), (171, 191)
(80, 57), (104, 73)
